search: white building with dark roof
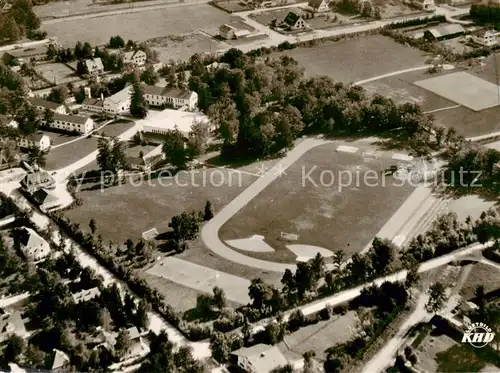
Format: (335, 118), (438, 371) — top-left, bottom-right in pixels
(104, 86), (133, 115)
(20, 170), (55, 193)
(16, 227), (50, 262)
(28, 97), (66, 114)
(309, 0), (329, 12)
(18, 132), (51, 151)
(471, 29), (499, 47)
(48, 113), (94, 134)
(141, 84), (198, 111)
(72, 287), (101, 304)
(82, 97), (104, 113)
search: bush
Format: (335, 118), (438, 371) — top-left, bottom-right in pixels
(318, 305), (333, 320)
(333, 305), (348, 315)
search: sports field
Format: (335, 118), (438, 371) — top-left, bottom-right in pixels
(219, 143), (415, 262)
(415, 72), (500, 112)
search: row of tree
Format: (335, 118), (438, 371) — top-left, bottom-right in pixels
(0, 0), (40, 42)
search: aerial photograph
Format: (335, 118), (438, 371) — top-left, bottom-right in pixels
(0, 0), (499, 371)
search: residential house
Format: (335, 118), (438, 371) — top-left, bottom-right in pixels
(123, 327), (149, 360)
(280, 12), (308, 31)
(18, 132), (51, 152)
(123, 50), (147, 66)
(230, 344), (289, 373)
(141, 228), (159, 241)
(424, 24), (465, 41)
(28, 97), (66, 114)
(127, 153), (164, 172)
(0, 311), (27, 343)
(0, 116), (18, 130)
(47, 349), (71, 372)
(82, 94), (104, 113)
(71, 287), (101, 304)
(206, 62), (231, 72)
(405, 0), (435, 10)
(104, 86), (133, 115)
(32, 188), (60, 211)
(219, 23), (251, 40)
(16, 227), (51, 262)
(141, 84), (198, 110)
(1, 45), (48, 65)
(309, 0), (330, 12)
(84, 57), (104, 75)
(47, 113), (94, 134)
(472, 29), (499, 47)
(20, 170), (55, 193)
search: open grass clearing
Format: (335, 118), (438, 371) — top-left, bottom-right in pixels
(98, 119), (135, 138)
(45, 136), (98, 170)
(436, 344), (496, 372)
(219, 142), (415, 263)
(42, 4), (232, 47)
(64, 168), (257, 243)
(415, 333), (457, 373)
(459, 263), (500, 300)
(34, 62), (79, 85)
(274, 35), (427, 84)
(278, 311), (358, 361)
(40, 130), (79, 146)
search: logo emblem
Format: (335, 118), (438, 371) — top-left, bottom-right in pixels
(462, 322), (495, 348)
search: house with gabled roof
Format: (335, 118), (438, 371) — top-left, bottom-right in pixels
(141, 84), (198, 111)
(71, 287), (101, 304)
(18, 132), (51, 152)
(20, 170), (55, 193)
(471, 29), (499, 47)
(32, 188), (60, 211)
(280, 12), (308, 31)
(230, 344), (289, 373)
(15, 226), (51, 262)
(47, 349), (71, 372)
(28, 97), (66, 114)
(104, 85), (133, 115)
(84, 57), (104, 75)
(123, 50), (147, 66)
(309, 0), (330, 12)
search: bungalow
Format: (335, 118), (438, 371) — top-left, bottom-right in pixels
(206, 62), (231, 72)
(16, 226), (51, 262)
(405, 0), (435, 10)
(82, 97), (104, 113)
(230, 344), (289, 373)
(127, 153), (164, 172)
(309, 0), (330, 12)
(48, 113), (94, 134)
(28, 97), (66, 114)
(47, 349), (71, 372)
(281, 12), (308, 31)
(32, 188), (60, 211)
(18, 132), (51, 152)
(0, 311), (27, 343)
(219, 23), (251, 40)
(123, 327), (149, 360)
(424, 24), (465, 41)
(141, 84), (198, 111)
(20, 170), (55, 193)
(103, 86), (133, 115)
(84, 57), (104, 75)
(471, 29), (499, 47)
(123, 50), (147, 66)
(71, 287), (101, 304)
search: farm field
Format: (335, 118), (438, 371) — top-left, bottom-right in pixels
(34, 62), (79, 86)
(274, 35), (427, 84)
(45, 136), (98, 171)
(41, 4), (231, 47)
(219, 142), (415, 263)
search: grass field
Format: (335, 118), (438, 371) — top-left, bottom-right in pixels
(278, 311), (358, 361)
(219, 143), (415, 263)
(275, 35), (427, 84)
(459, 263), (500, 300)
(42, 4), (232, 47)
(34, 62), (79, 86)
(64, 168), (257, 243)
(99, 119), (135, 138)
(45, 137), (98, 171)
(40, 130), (79, 146)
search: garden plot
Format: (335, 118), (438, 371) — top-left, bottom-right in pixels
(34, 63), (79, 86)
(414, 72), (500, 112)
(146, 257), (251, 305)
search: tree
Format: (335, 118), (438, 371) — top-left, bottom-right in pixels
(135, 300), (150, 329)
(212, 286), (226, 310)
(76, 59), (87, 76)
(162, 128), (188, 169)
(369, 237), (395, 276)
(114, 328), (131, 358)
(168, 211), (201, 242)
(140, 65), (159, 85)
(43, 108), (54, 128)
(130, 82), (148, 118)
(405, 265), (420, 290)
(303, 351), (316, 373)
(210, 332), (231, 363)
(89, 218), (97, 235)
(426, 282), (448, 314)
(187, 119), (210, 157)
(475, 285), (486, 317)
(203, 200), (214, 221)
(109, 35), (125, 49)
(27, 146), (46, 167)
(361, 0), (373, 17)
(98, 308), (113, 330)
(0, 16), (22, 41)
(3, 335), (25, 362)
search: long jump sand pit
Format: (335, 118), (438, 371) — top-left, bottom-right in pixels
(414, 72), (500, 111)
(147, 257), (251, 305)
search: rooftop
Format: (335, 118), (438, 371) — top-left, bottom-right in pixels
(32, 188), (59, 205)
(232, 344), (288, 373)
(21, 170), (54, 186)
(106, 85), (133, 104)
(82, 97), (104, 107)
(142, 108), (209, 134)
(427, 24), (465, 38)
(283, 12), (302, 26)
(141, 84), (195, 100)
(72, 287), (101, 304)
(28, 97), (63, 111)
(85, 57), (104, 72)
(27, 132), (49, 143)
(16, 226), (48, 251)
(53, 112), (91, 125)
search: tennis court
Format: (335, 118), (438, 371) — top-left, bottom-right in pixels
(414, 72), (500, 112)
